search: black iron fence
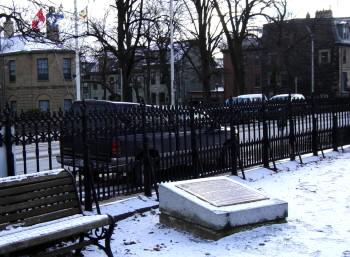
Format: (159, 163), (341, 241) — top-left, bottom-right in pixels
(1, 98), (350, 210)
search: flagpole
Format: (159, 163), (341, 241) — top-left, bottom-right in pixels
(74, 0), (81, 101)
(170, 0), (175, 106)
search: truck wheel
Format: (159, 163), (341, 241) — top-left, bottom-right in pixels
(133, 150), (160, 186)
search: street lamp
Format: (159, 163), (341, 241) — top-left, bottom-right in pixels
(305, 25), (314, 95)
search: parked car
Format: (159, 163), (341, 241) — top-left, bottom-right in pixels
(269, 94), (305, 102)
(225, 94), (267, 104)
(235, 94), (268, 103)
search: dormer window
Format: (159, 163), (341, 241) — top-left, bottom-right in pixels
(337, 22), (350, 40)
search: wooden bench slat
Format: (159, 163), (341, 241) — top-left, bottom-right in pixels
(0, 184), (76, 205)
(1, 192), (77, 215)
(0, 169), (69, 189)
(22, 208), (82, 227)
(0, 177), (74, 197)
(0, 200), (79, 227)
(0, 214), (111, 255)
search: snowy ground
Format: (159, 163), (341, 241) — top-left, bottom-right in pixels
(84, 148), (350, 257)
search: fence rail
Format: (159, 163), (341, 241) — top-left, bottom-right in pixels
(1, 97), (350, 210)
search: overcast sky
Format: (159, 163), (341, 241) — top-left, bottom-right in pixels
(65, 0), (350, 19)
(2, 0), (347, 19)
(2, 0), (350, 24)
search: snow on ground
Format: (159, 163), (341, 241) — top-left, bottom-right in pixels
(84, 148), (350, 257)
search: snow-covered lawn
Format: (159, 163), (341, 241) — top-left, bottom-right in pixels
(84, 149), (350, 257)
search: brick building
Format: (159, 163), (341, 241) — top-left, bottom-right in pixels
(261, 10), (350, 97)
(222, 38), (262, 99)
(223, 10), (350, 99)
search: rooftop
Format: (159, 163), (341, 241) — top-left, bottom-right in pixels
(0, 35), (73, 55)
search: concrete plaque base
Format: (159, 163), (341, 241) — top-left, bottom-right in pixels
(159, 176), (288, 240)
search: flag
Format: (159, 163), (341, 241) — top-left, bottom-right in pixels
(32, 8), (46, 31)
(79, 6), (88, 21)
(46, 5), (64, 29)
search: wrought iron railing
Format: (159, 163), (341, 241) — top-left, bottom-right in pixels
(1, 97), (349, 210)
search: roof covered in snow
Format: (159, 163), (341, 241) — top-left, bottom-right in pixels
(0, 36), (74, 55)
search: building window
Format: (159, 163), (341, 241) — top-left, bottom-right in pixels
(319, 50), (330, 64)
(343, 49), (347, 64)
(37, 58), (49, 80)
(337, 23), (350, 40)
(39, 100), (50, 112)
(93, 84), (98, 90)
(151, 93), (157, 105)
(8, 60), (16, 82)
(342, 72), (349, 91)
(63, 58), (72, 80)
(64, 99), (72, 111)
(10, 101), (17, 112)
(159, 92), (166, 105)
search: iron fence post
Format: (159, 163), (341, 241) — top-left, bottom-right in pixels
(190, 106), (199, 178)
(288, 100), (295, 161)
(262, 101), (269, 168)
(81, 101), (92, 211)
(141, 102), (152, 197)
(332, 112), (338, 152)
(311, 96), (318, 156)
(4, 106), (15, 176)
(230, 117), (238, 176)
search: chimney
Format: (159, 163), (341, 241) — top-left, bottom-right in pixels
(46, 6), (60, 41)
(3, 17), (14, 38)
(315, 9), (333, 19)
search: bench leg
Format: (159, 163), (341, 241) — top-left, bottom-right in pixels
(74, 235), (85, 256)
(104, 222), (115, 257)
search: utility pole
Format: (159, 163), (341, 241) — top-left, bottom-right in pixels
(170, 0), (175, 105)
(74, 0), (81, 100)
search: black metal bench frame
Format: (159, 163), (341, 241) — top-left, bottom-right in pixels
(0, 169), (115, 257)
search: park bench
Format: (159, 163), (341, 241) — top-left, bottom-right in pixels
(0, 169), (115, 257)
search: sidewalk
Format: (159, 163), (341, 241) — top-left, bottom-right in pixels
(99, 194), (159, 221)
(97, 146), (348, 222)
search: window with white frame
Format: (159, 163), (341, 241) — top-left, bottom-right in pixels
(319, 50), (331, 64)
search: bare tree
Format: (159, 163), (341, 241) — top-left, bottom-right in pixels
(182, 0), (223, 101)
(0, 2), (41, 39)
(86, 0), (145, 102)
(139, 0), (184, 104)
(211, 0), (287, 96)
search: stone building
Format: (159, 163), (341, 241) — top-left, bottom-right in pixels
(0, 36), (75, 112)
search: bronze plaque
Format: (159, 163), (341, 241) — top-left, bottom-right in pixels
(176, 179), (268, 207)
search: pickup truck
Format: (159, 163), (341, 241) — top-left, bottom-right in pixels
(58, 100), (236, 183)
